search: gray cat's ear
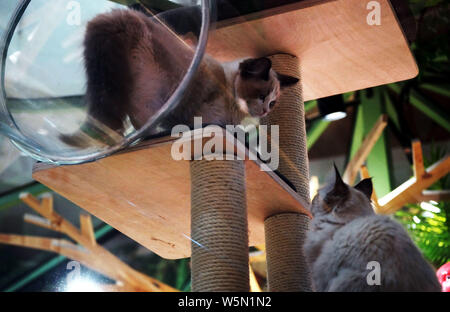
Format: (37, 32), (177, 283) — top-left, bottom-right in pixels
(239, 57), (272, 81)
(354, 178), (373, 200)
(331, 164), (348, 194)
(277, 73), (299, 88)
(322, 164), (348, 201)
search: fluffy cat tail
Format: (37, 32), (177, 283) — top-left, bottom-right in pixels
(60, 9), (150, 148)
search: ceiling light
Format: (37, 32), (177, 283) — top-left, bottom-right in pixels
(317, 95), (348, 121)
(324, 111), (347, 121)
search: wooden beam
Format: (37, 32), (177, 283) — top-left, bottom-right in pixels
(417, 190), (450, 203)
(40, 193), (54, 216)
(0, 234), (138, 289)
(359, 165), (381, 212)
(0, 183), (49, 213)
(0, 234), (75, 254)
(377, 155), (450, 214)
(249, 265), (262, 292)
(80, 214), (96, 246)
(412, 140), (426, 180)
(20, 193), (94, 247)
(23, 213), (59, 232)
(0, 234), (106, 273)
(19, 193), (46, 216)
(343, 114), (388, 185)
(13, 193), (177, 292)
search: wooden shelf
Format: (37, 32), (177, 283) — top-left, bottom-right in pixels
(33, 129), (310, 259)
(206, 0), (418, 101)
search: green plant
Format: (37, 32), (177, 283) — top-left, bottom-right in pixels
(395, 144), (450, 268)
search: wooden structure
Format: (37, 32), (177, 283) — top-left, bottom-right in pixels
(376, 141), (450, 214)
(29, 0), (418, 292)
(340, 121), (449, 214)
(359, 164), (382, 212)
(0, 193), (176, 292)
(207, 0), (418, 101)
(260, 54), (312, 291)
(33, 128), (311, 260)
(31, 0), (416, 259)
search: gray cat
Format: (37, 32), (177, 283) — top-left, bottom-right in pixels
(304, 165), (441, 292)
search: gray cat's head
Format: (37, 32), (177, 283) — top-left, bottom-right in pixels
(234, 57), (299, 118)
(311, 165), (375, 222)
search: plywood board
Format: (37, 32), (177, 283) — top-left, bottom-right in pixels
(207, 0), (418, 101)
(33, 129), (310, 259)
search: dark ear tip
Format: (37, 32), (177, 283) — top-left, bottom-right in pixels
(239, 57), (272, 80)
(331, 163), (345, 184)
(277, 73), (300, 87)
(333, 162), (339, 172)
(354, 178), (373, 199)
(333, 163), (341, 177)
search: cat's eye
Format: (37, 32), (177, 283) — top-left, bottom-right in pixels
(259, 95), (265, 101)
(269, 101), (276, 108)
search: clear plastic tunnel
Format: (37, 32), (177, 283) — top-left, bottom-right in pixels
(0, 0), (210, 164)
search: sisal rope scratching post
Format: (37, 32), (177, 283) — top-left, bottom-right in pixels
(261, 54), (313, 291)
(190, 160), (249, 291)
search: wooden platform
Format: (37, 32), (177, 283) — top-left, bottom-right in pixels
(33, 129), (310, 259)
(207, 0), (418, 101)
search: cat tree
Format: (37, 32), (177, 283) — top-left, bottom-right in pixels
(260, 54), (312, 291)
(189, 53), (312, 291)
(1, 0), (419, 291)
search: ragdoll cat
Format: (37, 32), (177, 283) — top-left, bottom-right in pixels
(61, 9), (298, 147)
(304, 165), (441, 292)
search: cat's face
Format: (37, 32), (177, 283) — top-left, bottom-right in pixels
(311, 165), (375, 221)
(234, 58), (299, 117)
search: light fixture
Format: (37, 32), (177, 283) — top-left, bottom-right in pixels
(324, 111), (347, 121)
(317, 95), (348, 121)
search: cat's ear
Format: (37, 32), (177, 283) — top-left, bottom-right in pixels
(330, 164), (348, 195)
(322, 164), (348, 201)
(277, 73), (299, 88)
(354, 178), (373, 200)
(239, 57), (272, 81)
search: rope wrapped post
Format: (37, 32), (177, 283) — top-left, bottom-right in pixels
(261, 54), (313, 291)
(190, 160), (249, 291)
